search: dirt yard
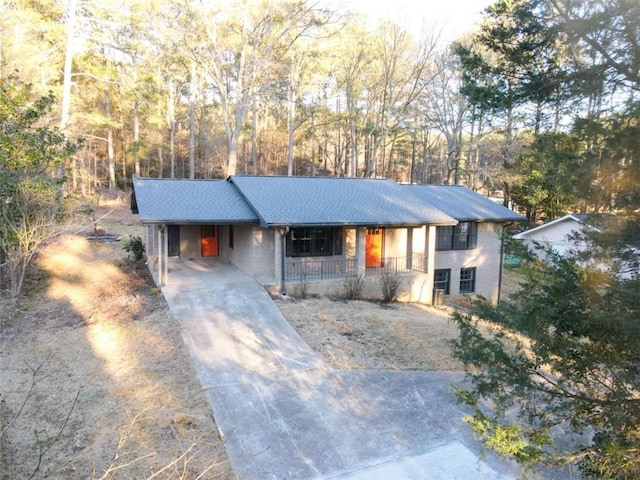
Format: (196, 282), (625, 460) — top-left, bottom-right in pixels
(0, 200), (234, 480)
(1, 200), (502, 479)
(277, 298), (465, 371)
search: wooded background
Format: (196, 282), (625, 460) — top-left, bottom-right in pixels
(2, 0), (638, 223)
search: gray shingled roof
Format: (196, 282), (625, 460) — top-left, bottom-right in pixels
(132, 178), (259, 224)
(229, 175), (457, 227)
(403, 184), (526, 222)
(132, 177), (525, 227)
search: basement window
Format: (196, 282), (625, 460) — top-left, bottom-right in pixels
(459, 267), (476, 293)
(434, 269), (451, 294)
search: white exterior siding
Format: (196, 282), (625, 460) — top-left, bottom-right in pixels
(222, 225), (276, 281)
(345, 228), (357, 257)
(517, 217), (583, 257)
(383, 228), (407, 258)
(145, 224), (156, 256)
(412, 227), (426, 254)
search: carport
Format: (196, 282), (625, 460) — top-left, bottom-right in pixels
(131, 178), (259, 285)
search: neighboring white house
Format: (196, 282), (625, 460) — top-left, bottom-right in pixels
(514, 214), (639, 279)
(513, 214), (595, 258)
(131, 176), (525, 305)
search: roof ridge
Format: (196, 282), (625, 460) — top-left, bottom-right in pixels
(229, 174), (394, 181)
(135, 177), (225, 182)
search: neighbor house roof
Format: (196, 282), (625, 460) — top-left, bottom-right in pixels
(512, 214), (601, 240)
(228, 175), (457, 227)
(403, 184), (526, 222)
(131, 178), (259, 224)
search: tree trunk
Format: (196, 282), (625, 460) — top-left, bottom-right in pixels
(251, 98), (258, 175)
(189, 63), (196, 179)
(169, 121), (176, 178)
(347, 87), (358, 178)
(168, 79), (176, 178)
(410, 124), (416, 184)
(105, 89), (116, 191)
(120, 113), (126, 179)
(134, 98), (140, 177)
(58, 0), (77, 180)
(157, 144), (163, 178)
(287, 84), (296, 176)
(227, 135), (238, 176)
(311, 110), (316, 177)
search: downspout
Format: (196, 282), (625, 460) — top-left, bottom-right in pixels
(497, 222), (513, 304)
(280, 226), (289, 295)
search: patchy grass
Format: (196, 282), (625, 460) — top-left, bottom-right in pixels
(276, 297), (464, 371)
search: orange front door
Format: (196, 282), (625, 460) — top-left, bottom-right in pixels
(365, 228), (383, 267)
(201, 225), (219, 257)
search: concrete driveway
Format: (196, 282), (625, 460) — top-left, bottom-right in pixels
(159, 258), (525, 479)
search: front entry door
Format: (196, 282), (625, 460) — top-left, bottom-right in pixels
(365, 227), (383, 267)
(201, 225), (219, 257)
(167, 225), (180, 257)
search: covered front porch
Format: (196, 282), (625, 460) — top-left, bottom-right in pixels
(278, 225), (439, 304)
(145, 221), (441, 305)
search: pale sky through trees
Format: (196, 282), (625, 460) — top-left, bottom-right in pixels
(327, 0), (494, 43)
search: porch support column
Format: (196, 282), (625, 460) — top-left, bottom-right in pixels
(144, 225), (151, 256)
(406, 227), (413, 270)
(162, 225), (168, 286)
(157, 225), (164, 286)
(424, 225), (436, 304)
(279, 227), (288, 295)
(356, 227), (366, 276)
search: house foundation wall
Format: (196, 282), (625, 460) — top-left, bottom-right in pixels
(265, 271), (435, 304)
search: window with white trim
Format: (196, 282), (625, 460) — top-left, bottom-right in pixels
(434, 269), (451, 294)
(459, 267), (476, 293)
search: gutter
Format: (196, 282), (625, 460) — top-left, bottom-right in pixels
(137, 219), (259, 225)
(264, 221), (458, 228)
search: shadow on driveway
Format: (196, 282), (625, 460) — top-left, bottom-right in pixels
(158, 258), (530, 480)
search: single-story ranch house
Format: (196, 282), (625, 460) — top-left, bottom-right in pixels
(131, 176), (525, 304)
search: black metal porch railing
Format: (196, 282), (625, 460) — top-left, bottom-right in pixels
(365, 256), (413, 276)
(286, 255), (428, 281)
(286, 258), (358, 281)
(411, 252), (427, 272)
